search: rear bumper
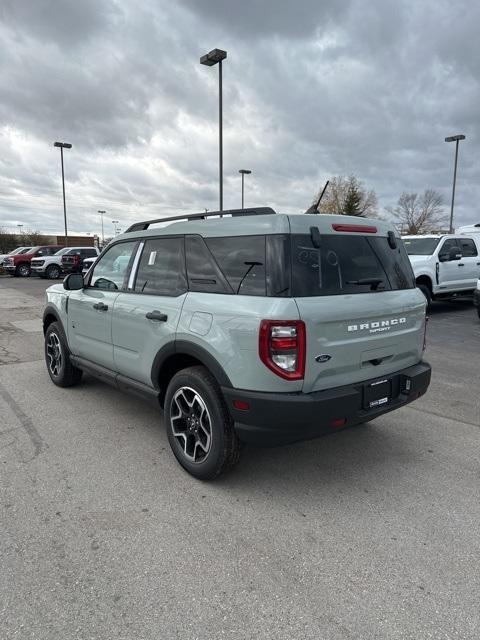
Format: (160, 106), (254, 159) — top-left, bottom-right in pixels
(61, 264), (80, 273)
(473, 289), (480, 307)
(222, 361), (431, 446)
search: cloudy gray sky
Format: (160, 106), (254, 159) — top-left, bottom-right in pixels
(0, 0), (479, 236)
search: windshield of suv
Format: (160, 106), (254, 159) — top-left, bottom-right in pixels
(402, 237), (440, 255)
(291, 234), (415, 296)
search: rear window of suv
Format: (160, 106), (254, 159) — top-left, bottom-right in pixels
(291, 234), (415, 296)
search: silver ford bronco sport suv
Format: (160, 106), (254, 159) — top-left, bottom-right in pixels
(43, 208), (431, 479)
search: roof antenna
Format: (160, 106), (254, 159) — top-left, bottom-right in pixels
(305, 180), (329, 214)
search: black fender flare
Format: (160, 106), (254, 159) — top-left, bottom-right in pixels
(151, 340), (232, 390)
(42, 305), (64, 335)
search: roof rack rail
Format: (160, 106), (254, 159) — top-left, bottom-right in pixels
(125, 207), (276, 233)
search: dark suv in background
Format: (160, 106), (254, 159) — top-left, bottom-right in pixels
(61, 247), (99, 274)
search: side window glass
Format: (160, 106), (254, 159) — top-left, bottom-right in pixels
(134, 237), (186, 296)
(89, 241), (137, 290)
(458, 238), (477, 257)
(186, 236), (231, 294)
(205, 235), (266, 296)
(440, 239), (459, 255)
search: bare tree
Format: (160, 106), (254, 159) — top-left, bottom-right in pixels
(387, 190), (446, 234)
(312, 175), (378, 217)
(22, 229), (44, 246)
(0, 229), (21, 253)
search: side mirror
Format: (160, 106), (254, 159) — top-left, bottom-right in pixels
(449, 247), (462, 261)
(439, 247), (462, 262)
(63, 273), (84, 290)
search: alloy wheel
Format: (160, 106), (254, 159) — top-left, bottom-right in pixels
(170, 386), (212, 463)
(46, 332), (63, 377)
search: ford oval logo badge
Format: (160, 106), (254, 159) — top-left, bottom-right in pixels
(315, 354), (332, 363)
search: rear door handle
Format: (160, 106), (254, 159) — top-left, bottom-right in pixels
(145, 310), (168, 322)
(93, 302), (108, 311)
(458, 263), (464, 267)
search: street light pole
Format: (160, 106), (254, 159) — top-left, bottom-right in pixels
(98, 210), (106, 246)
(238, 169), (252, 209)
(445, 134), (466, 233)
(200, 48), (227, 212)
(53, 141), (72, 246)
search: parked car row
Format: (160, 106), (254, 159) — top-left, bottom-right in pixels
(2, 245), (99, 278)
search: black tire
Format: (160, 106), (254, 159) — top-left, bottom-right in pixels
(16, 263), (31, 277)
(45, 264), (61, 279)
(418, 284), (432, 306)
(164, 366), (242, 480)
(44, 321), (82, 387)
(477, 306), (480, 320)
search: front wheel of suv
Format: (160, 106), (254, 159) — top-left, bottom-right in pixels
(46, 264), (61, 279)
(16, 263), (31, 277)
(45, 322), (83, 387)
(164, 366), (242, 480)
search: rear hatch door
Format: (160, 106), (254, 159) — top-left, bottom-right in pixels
(290, 229), (426, 393)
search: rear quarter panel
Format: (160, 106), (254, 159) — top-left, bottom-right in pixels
(177, 292), (303, 392)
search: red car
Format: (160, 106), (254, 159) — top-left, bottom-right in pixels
(2, 245), (65, 277)
(61, 247), (99, 274)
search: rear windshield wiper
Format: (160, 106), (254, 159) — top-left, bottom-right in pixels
(346, 278), (384, 291)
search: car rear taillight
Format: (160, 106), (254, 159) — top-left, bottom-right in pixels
(423, 316), (428, 351)
(259, 320), (306, 380)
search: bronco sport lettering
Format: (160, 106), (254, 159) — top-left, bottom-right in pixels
(348, 317), (407, 333)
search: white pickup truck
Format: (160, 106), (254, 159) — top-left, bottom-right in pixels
(403, 234), (480, 304)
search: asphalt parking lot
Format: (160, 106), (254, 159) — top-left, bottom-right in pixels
(1, 275), (479, 640)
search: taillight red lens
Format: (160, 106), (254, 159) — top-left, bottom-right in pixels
(259, 320), (306, 380)
(423, 316), (428, 351)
